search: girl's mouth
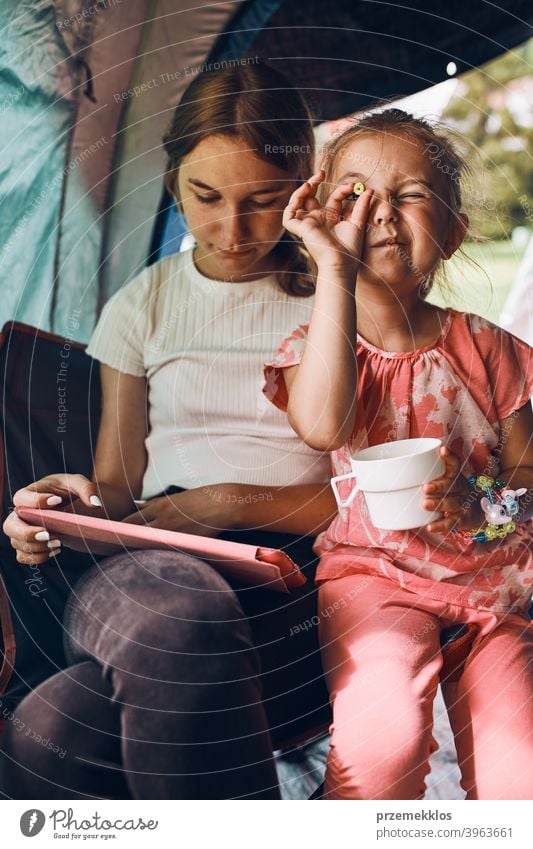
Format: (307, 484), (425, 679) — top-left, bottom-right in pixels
(218, 248), (254, 257)
(371, 238), (405, 248)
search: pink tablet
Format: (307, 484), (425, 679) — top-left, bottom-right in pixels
(17, 508), (306, 594)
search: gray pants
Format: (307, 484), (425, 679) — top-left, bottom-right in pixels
(0, 542), (329, 799)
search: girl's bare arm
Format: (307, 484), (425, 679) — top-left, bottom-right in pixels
(280, 174), (372, 450)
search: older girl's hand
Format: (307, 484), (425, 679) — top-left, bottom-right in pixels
(4, 474), (102, 564)
(422, 447), (484, 535)
(283, 170), (373, 269)
(121, 486), (236, 537)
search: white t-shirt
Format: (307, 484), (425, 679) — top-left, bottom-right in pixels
(86, 249), (330, 499)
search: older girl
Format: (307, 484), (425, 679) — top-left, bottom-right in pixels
(0, 63), (334, 800)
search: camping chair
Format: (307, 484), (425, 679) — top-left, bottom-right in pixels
(0, 322), (101, 731)
(0, 322), (479, 771)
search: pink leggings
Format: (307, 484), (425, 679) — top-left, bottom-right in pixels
(318, 574), (533, 800)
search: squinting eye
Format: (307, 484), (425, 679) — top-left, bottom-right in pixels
(398, 193), (426, 201)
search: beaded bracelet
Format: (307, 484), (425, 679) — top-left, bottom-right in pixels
(452, 475), (526, 545)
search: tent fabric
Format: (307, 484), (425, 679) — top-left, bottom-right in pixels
(99, 0), (242, 311)
(222, 0), (533, 121)
(53, 1), (151, 336)
(1, 0), (241, 341)
(0, 2), (81, 334)
(1, 1), (532, 342)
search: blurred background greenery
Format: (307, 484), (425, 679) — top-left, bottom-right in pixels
(423, 39), (532, 323)
(442, 38), (533, 243)
(430, 240), (523, 323)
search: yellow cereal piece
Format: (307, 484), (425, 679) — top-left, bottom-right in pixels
(353, 181), (365, 196)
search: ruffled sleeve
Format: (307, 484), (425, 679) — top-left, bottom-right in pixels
(263, 323), (309, 412)
(466, 314), (533, 420)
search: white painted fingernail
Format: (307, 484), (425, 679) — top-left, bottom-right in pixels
(89, 495), (102, 507)
(46, 495), (63, 506)
(47, 540), (61, 549)
(35, 531), (50, 542)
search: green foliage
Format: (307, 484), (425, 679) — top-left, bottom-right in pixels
(443, 40), (533, 240)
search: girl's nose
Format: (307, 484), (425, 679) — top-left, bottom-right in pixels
(371, 193), (398, 224)
(221, 209), (248, 246)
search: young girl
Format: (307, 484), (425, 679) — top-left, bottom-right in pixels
(264, 109), (533, 800)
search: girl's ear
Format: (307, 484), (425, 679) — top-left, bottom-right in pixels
(441, 212), (469, 260)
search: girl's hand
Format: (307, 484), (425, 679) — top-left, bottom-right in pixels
(422, 447), (484, 535)
(121, 486), (235, 538)
(283, 170), (373, 269)
(5, 474), (102, 564)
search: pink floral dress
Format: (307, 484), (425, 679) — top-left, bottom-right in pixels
(264, 310), (533, 616)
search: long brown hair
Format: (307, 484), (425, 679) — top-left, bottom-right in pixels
(163, 61), (315, 296)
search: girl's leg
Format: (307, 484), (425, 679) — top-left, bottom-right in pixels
(0, 661), (127, 799)
(443, 615), (533, 800)
(0, 550), (280, 799)
(319, 575), (443, 799)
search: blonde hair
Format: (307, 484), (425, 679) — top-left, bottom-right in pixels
(319, 108), (473, 295)
(163, 62), (315, 296)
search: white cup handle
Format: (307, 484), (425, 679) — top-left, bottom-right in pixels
(330, 473), (360, 508)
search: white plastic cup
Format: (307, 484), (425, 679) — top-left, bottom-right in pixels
(330, 437), (445, 530)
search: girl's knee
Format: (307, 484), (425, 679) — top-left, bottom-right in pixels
(325, 728), (429, 799)
(464, 727), (533, 800)
(72, 551), (250, 657)
(330, 709), (428, 765)
(0, 687), (120, 800)
(472, 755), (533, 800)
(325, 683), (434, 798)
(0, 698), (69, 783)
(95, 550), (238, 602)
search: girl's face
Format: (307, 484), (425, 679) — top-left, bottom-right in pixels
(177, 135), (295, 281)
(331, 132), (464, 293)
